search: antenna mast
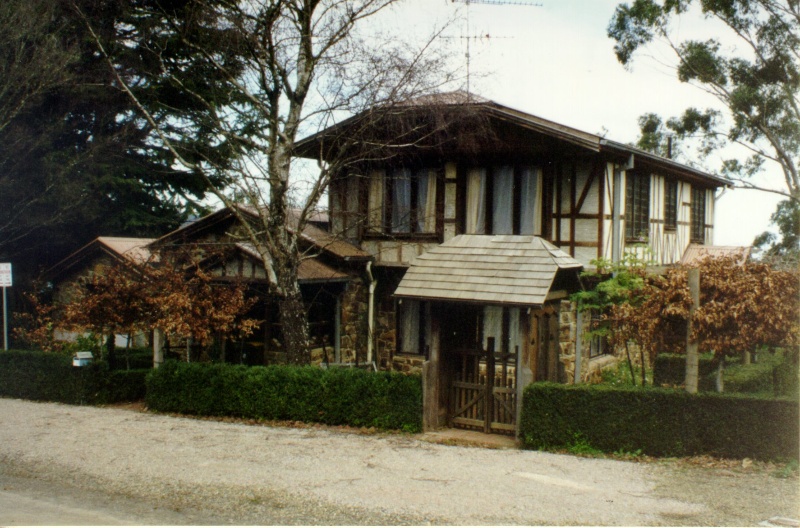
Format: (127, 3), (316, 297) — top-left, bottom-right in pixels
(449, 0), (542, 97)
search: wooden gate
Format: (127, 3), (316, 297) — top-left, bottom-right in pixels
(449, 338), (517, 434)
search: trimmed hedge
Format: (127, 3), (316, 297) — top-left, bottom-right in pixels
(520, 382), (799, 460)
(0, 349), (147, 404)
(146, 361), (423, 432)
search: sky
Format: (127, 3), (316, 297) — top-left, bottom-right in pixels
(373, 0), (786, 247)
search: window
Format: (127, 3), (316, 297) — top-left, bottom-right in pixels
(691, 187), (706, 243)
(374, 168), (437, 234)
(625, 172), (650, 241)
(397, 299), (424, 355)
(586, 310), (607, 358)
(482, 306), (522, 355)
(664, 179), (678, 230)
(465, 165), (542, 235)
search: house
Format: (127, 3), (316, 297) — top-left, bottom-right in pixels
(45, 208), (371, 366)
(147, 204), (372, 365)
(295, 91), (730, 434)
(47, 236), (155, 348)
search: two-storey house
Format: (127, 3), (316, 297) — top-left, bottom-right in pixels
(296, 92), (730, 435)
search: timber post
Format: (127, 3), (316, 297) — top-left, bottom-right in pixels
(685, 268), (700, 393)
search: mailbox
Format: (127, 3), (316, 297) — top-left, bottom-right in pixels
(72, 351), (93, 367)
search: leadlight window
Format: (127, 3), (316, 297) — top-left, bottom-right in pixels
(625, 172), (650, 241)
(664, 179), (678, 230)
(691, 187), (706, 243)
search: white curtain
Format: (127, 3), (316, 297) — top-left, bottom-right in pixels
(392, 168), (412, 233)
(492, 166), (514, 235)
(482, 305), (503, 352)
(416, 169), (437, 233)
(368, 170), (385, 232)
(520, 167), (542, 236)
(508, 307), (522, 355)
(400, 300), (420, 353)
(466, 168), (486, 234)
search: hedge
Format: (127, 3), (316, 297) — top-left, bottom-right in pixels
(0, 350), (147, 404)
(146, 361), (423, 432)
(520, 383), (799, 460)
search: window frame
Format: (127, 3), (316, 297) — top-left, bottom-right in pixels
(664, 178), (678, 231)
(464, 165), (541, 236)
(691, 187), (706, 244)
(625, 171), (651, 243)
(371, 167), (440, 237)
(396, 299), (426, 356)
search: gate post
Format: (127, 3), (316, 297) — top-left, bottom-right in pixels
(484, 337), (495, 433)
(422, 360), (437, 432)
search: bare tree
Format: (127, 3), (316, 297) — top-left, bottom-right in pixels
(76, 0), (458, 364)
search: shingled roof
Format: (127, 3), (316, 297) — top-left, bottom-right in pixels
(46, 236), (155, 281)
(394, 235), (582, 306)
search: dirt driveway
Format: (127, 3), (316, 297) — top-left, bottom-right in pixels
(0, 398), (797, 525)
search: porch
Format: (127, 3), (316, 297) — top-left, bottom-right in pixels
(394, 234), (583, 436)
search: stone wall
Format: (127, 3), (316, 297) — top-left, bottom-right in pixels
(338, 280), (366, 364)
(556, 300), (619, 383)
(392, 354), (425, 374)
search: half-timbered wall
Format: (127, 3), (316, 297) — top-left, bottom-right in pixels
(551, 159), (605, 266)
(599, 170), (716, 266)
(331, 158), (717, 270)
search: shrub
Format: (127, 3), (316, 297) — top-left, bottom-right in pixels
(653, 353), (718, 390)
(113, 347), (154, 370)
(655, 351), (799, 397)
(146, 361), (422, 432)
(520, 382), (799, 460)
(0, 349), (148, 404)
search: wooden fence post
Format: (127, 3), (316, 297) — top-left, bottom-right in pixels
(685, 268), (700, 394)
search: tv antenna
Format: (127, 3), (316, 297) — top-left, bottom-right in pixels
(448, 0), (542, 97)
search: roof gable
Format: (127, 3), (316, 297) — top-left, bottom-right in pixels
(153, 205), (370, 261)
(46, 237), (154, 282)
(295, 91), (729, 189)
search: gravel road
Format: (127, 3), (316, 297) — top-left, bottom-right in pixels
(0, 398), (797, 525)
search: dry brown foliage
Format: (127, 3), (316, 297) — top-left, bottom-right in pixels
(607, 256), (799, 362)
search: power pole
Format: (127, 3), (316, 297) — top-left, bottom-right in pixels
(448, 0), (542, 97)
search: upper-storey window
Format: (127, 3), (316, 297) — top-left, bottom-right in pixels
(465, 165), (542, 235)
(625, 171), (650, 242)
(691, 187), (706, 243)
(664, 178), (678, 230)
(367, 168), (437, 235)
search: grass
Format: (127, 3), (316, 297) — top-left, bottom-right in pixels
(595, 349), (798, 397)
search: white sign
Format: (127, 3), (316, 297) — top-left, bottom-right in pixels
(0, 263), (11, 287)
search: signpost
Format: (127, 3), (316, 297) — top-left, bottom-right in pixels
(0, 263), (11, 351)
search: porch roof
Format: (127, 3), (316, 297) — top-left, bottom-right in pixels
(394, 235), (582, 306)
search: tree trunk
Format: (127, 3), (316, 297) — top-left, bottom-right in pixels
(280, 285), (310, 365)
(271, 225), (311, 365)
(625, 342), (636, 386)
(685, 268), (700, 394)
